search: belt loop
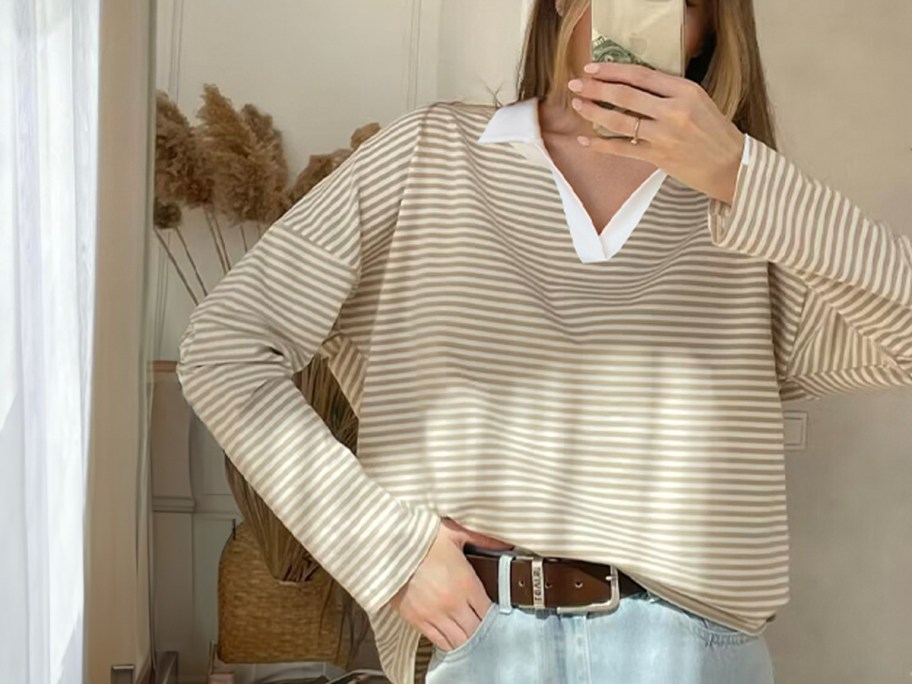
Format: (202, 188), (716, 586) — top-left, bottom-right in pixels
(497, 553), (514, 614)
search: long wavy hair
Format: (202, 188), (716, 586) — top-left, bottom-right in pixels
(510, 0), (778, 149)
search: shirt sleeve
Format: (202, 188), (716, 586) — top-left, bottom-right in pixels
(706, 134), (912, 402)
(176, 105), (442, 615)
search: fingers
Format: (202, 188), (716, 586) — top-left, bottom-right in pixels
(579, 134), (652, 163)
(446, 518), (514, 551)
(434, 582), (495, 652)
(427, 601), (485, 652)
(438, 615), (469, 652)
(569, 78), (666, 120)
(571, 97), (656, 143)
(463, 532), (515, 552)
(467, 595), (495, 627)
(582, 61), (692, 98)
(451, 602), (483, 647)
(423, 622), (451, 652)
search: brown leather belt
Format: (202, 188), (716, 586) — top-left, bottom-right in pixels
(465, 551), (645, 614)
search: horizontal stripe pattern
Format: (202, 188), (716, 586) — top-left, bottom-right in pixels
(707, 134), (912, 401)
(177, 101), (912, 684)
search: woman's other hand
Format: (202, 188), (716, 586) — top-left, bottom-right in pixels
(387, 517), (514, 652)
(568, 61), (745, 205)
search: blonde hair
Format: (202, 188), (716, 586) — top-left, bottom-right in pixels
(508, 0), (778, 149)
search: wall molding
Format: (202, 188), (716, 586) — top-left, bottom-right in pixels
(152, 496), (195, 513)
(405, 0), (423, 109)
(167, 0), (184, 100)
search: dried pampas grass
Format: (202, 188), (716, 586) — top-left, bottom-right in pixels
(289, 150), (344, 206)
(155, 92), (212, 207)
(350, 121), (380, 150)
(241, 103), (291, 206)
(154, 85), (381, 302)
(197, 84), (290, 227)
(153, 199), (182, 230)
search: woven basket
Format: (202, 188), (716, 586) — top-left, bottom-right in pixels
(217, 521), (352, 666)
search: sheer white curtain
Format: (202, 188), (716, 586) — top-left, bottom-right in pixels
(0, 0), (99, 682)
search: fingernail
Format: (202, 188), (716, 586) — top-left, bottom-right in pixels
(571, 97), (582, 110)
(583, 63), (599, 74)
(567, 79), (583, 92)
(577, 135), (590, 146)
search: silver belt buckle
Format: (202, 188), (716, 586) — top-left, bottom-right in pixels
(514, 555), (621, 615)
(556, 563), (621, 615)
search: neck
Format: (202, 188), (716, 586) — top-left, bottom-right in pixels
(538, 95), (600, 140)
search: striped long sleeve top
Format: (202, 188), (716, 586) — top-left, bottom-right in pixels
(176, 100), (912, 684)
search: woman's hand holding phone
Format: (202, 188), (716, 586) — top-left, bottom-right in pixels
(569, 61), (745, 206)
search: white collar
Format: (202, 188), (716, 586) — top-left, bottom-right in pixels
(473, 96), (671, 264)
(477, 97), (542, 145)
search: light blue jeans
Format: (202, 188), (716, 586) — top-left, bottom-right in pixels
(426, 551), (775, 684)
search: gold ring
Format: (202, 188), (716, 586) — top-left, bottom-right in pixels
(630, 116), (641, 145)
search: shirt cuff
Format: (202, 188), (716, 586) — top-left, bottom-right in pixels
(708, 133), (752, 220)
(740, 132), (751, 166)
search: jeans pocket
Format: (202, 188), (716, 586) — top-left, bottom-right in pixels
(433, 602), (500, 663)
(690, 614), (759, 645)
(646, 591), (758, 646)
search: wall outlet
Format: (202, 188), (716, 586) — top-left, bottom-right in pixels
(783, 411), (808, 450)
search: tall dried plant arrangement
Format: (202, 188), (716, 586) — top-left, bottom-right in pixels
(154, 84), (382, 666)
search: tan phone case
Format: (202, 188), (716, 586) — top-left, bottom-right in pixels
(590, 0), (686, 138)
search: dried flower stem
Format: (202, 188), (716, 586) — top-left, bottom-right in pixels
(210, 210), (232, 267)
(203, 207), (230, 274)
(154, 228), (200, 305)
(239, 221), (249, 253)
(172, 226), (208, 297)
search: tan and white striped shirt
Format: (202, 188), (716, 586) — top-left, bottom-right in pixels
(177, 99), (912, 684)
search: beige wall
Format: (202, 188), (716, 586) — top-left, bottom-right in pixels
(754, 2), (912, 682)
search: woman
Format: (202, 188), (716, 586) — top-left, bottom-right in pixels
(176, 1), (912, 683)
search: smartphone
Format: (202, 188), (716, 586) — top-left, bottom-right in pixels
(590, 0), (686, 138)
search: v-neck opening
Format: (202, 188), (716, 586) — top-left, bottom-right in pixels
(540, 144), (666, 234)
(528, 99), (669, 263)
